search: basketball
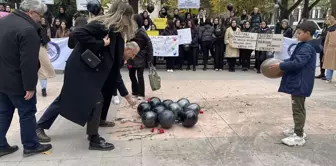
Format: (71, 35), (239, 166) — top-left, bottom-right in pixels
(261, 58), (284, 79)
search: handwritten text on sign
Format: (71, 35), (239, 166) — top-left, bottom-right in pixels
(256, 34), (283, 52)
(232, 32), (258, 50)
(149, 36), (179, 57)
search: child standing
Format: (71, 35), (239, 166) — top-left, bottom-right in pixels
(269, 21), (317, 146)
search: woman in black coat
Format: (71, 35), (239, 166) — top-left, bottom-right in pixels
(68, 16), (88, 49)
(255, 20), (272, 73)
(36, 2), (138, 151)
(185, 20), (198, 71)
(212, 17), (225, 71)
(240, 21), (254, 71)
(161, 19), (178, 72)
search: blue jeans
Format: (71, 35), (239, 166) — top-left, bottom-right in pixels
(40, 79), (47, 89)
(0, 92), (39, 149)
(326, 70), (334, 81)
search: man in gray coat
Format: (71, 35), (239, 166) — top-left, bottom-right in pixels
(0, 0), (52, 157)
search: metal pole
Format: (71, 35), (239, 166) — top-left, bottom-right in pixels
(302, 0), (309, 19)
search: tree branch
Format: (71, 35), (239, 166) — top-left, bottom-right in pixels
(288, 0), (304, 13)
(308, 0), (322, 11)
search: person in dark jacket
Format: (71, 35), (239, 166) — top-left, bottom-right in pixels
(56, 6), (72, 27)
(185, 12), (192, 22)
(35, 2), (138, 151)
(159, 7), (169, 18)
(141, 10), (152, 25)
(315, 19), (332, 79)
(250, 7), (262, 29)
(240, 21), (254, 71)
(213, 17), (225, 71)
(128, 14), (154, 100)
(0, 0), (52, 157)
(185, 20), (198, 71)
(240, 9), (251, 27)
(173, 8), (182, 21)
(255, 20), (272, 73)
(68, 16), (88, 49)
(51, 18), (61, 38)
(199, 18), (214, 70)
(281, 19), (293, 38)
(162, 19), (178, 72)
(143, 18), (151, 31)
(175, 19), (185, 70)
(269, 21), (317, 146)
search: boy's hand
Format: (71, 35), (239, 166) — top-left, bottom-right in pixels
(269, 63), (280, 71)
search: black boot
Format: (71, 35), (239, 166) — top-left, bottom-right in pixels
(0, 145), (19, 157)
(89, 135), (114, 151)
(36, 128), (51, 143)
(23, 144), (52, 157)
(42, 89), (47, 97)
(315, 74), (325, 79)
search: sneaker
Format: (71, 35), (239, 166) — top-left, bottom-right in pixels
(137, 96), (144, 101)
(215, 69), (219, 71)
(283, 128), (307, 139)
(112, 96), (120, 105)
(171, 70), (174, 72)
(281, 133), (306, 146)
(326, 80), (332, 83)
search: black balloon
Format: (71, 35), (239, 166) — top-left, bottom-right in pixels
(227, 4), (233, 11)
(162, 99), (173, 108)
(177, 98), (190, 110)
(147, 3), (155, 13)
(181, 110), (198, 128)
(152, 105), (166, 115)
(141, 111), (159, 128)
(149, 97), (161, 108)
(186, 103), (201, 115)
(137, 102), (151, 116)
(168, 102), (183, 120)
(87, 0), (101, 16)
(158, 110), (175, 129)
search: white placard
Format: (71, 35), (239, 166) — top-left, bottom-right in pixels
(41, 0), (54, 4)
(256, 34), (283, 52)
(47, 38), (72, 70)
(177, 28), (192, 45)
(149, 36), (179, 57)
(76, 0), (101, 11)
(232, 32), (258, 50)
(178, 0), (200, 9)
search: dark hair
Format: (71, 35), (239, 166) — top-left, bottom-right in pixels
(296, 21), (316, 36)
(205, 18), (211, 24)
(186, 20), (195, 28)
(167, 19), (175, 29)
(74, 17), (87, 28)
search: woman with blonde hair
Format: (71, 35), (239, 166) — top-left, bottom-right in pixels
(36, 1), (138, 151)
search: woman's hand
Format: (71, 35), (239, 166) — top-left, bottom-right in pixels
(103, 35), (110, 46)
(125, 94), (136, 106)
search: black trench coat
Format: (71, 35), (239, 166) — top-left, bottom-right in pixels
(59, 21), (124, 126)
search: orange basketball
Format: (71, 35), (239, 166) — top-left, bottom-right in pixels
(261, 58), (284, 79)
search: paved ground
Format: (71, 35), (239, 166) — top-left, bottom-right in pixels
(1, 68), (336, 166)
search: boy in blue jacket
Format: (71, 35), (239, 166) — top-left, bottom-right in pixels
(269, 21), (317, 146)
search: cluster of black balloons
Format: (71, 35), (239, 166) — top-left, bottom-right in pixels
(137, 97), (201, 129)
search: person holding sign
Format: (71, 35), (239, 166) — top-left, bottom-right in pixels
(225, 20), (240, 72)
(255, 20), (272, 73)
(185, 20), (199, 71)
(162, 20), (178, 72)
(240, 21), (254, 71)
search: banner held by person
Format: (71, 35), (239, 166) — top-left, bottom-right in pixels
(256, 34), (283, 52)
(149, 36), (179, 57)
(147, 30), (159, 36)
(177, 28), (192, 45)
(154, 18), (167, 29)
(47, 37), (72, 70)
(76, 0), (101, 11)
(232, 32), (258, 50)
(178, 0), (200, 9)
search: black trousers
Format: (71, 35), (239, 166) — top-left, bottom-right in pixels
(240, 49), (253, 69)
(214, 41), (224, 69)
(255, 51), (267, 72)
(201, 41), (212, 69)
(187, 47), (198, 69)
(177, 46), (184, 69)
(129, 67), (145, 97)
(37, 95), (103, 136)
(227, 58), (236, 71)
(112, 71), (129, 97)
(166, 57), (175, 70)
(319, 51), (325, 76)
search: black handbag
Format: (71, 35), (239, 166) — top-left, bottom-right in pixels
(81, 49), (101, 69)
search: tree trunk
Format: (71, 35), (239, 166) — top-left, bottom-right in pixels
(332, 0), (336, 17)
(129, 0), (139, 14)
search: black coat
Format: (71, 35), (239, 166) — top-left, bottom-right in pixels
(0, 10), (41, 95)
(213, 24), (225, 43)
(59, 21), (124, 126)
(199, 23), (214, 42)
(190, 27), (199, 47)
(129, 28), (153, 68)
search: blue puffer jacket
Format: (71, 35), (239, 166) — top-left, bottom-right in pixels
(278, 41), (317, 97)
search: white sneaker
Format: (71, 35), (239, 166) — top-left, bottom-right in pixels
(171, 70), (174, 72)
(137, 96), (144, 101)
(326, 80), (332, 83)
(282, 133), (306, 146)
(283, 128), (307, 139)
(215, 69), (219, 71)
(112, 96), (120, 105)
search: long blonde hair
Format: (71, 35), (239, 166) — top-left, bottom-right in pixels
(90, 1), (137, 39)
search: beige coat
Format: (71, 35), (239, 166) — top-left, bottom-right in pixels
(38, 45), (56, 79)
(225, 27), (240, 58)
(323, 30), (336, 70)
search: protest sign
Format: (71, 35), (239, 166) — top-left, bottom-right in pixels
(154, 18), (167, 29)
(147, 30), (159, 36)
(149, 36), (179, 57)
(256, 34), (283, 52)
(178, 0), (200, 9)
(231, 32), (258, 50)
(177, 28), (192, 45)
